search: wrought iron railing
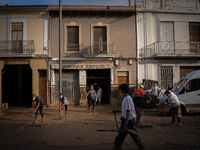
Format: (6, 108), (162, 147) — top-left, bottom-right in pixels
(139, 41), (200, 58)
(0, 40), (35, 54)
(80, 41), (115, 55)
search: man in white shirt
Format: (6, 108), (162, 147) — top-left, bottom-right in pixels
(151, 82), (159, 108)
(112, 84), (144, 150)
(165, 90), (181, 125)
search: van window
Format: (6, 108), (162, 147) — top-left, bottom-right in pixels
(179, 79), (200, 94)
(171, 79), (187, 92)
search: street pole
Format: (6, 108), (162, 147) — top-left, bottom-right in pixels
(59, 0), (62, 112)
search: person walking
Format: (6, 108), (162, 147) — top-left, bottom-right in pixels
(59, 93), (68, 117)
(151, 82), (159, 108)
(112, 84), (144, 150)
(165, 90), (182, 126)
(87, 85), (97, 113)
(97, 86), (102, 104)
(32, 94), (44, 123)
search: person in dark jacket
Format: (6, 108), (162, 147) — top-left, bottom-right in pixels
(32, 94), (44, 123)
(133, 95), (146, 126)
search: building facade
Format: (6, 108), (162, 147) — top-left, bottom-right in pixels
(0, 5), (50, 107)
(136, 0), (200, 88)
(49, 6), (137, 106)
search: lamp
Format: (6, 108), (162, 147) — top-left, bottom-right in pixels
(114, 59), (119, 66)
(128, 59), (133, 65)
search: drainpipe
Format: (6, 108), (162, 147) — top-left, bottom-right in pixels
(59, 0), (62, 111)
(135, 1), (138, 89)
(129, 0), (131, 6)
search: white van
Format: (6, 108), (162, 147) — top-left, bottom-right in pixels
(157, 70), (200, 114)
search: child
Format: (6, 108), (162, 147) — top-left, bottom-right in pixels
(112, 84), (144, 150)
(59, 93), (68, 117)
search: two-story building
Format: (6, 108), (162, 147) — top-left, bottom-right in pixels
(0, 5), (50, 107)
(49, 5), (137, 106)
(136, 0), (200, 88)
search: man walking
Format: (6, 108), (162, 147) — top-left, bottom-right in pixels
(113, 84), (144, 150)
(87, 85), (97, 113)
(32, 94), (44, 123)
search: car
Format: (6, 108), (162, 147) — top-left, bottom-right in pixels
(157, 70), (200, 114)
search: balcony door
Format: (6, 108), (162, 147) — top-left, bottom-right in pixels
(189, 22), (200, 54)
(11, 23), (23, 53)
(93, 27), (107, 54)
(160, 22), (174, 54)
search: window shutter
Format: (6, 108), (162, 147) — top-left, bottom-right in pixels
(67, 26), (79, 51)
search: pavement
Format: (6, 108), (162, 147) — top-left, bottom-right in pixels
(0, 105), (200, 150)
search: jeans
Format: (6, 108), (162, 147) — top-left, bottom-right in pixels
(135, 107), (142, 124)
(171, 106), (181, 123)
(114, 117), (142, 148)
(35, 103), (44, 118)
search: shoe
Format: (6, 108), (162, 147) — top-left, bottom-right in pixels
(178, 122), (182, 126)
(42, 117), (45, 122)
(33, 120), (37, 124)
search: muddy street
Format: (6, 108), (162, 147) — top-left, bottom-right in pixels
(0, 105), (200, 150)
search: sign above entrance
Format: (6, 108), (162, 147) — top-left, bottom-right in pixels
(51, 62), (113, 70)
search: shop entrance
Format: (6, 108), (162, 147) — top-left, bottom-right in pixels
(87, 69), (110, 104)
(2, 65), (32, 107)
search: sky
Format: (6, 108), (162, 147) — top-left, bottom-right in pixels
(0, 0), (135, 6)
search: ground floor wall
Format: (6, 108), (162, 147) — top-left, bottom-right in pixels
(138, 61), (200, 89)
(50, 60), (137, 106)
(0, 58), (48, 108)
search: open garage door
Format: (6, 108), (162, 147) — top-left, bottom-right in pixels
(2, 65), (32, 107)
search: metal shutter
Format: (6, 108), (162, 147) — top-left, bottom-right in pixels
(55, 70), (79, 104)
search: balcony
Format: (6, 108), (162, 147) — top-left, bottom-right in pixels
(0, 40), (35, 54)
(80, 41), (116, 57)
(139, 41), (200, 58)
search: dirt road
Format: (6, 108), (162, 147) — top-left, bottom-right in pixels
(0, 105), (200, 150)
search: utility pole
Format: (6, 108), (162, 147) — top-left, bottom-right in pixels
(59, 0), (62, 112)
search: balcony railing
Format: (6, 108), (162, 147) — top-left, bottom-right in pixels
(0, 40), (35, 54)
(139, 41), (200, 58)
(80, 41), (115, 55)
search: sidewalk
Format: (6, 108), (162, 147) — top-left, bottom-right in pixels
(0, 105), (200, 150)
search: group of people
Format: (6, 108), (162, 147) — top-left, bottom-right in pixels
(87, 85), (102, 113)
(112, 83), (181, 150)
(31, 93), (68, 123)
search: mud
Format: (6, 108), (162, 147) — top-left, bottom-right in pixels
(0, 105), (200, 150)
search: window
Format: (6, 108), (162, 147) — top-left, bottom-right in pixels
(179, 79), (200, 95)
(67, 26), (79, 51)
(189, 22), (200, 54)
(93, 27), (107, 54)
(11, 23), (23, 53)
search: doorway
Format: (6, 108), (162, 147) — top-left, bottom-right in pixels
(87, 69), (110, 104)
(39, 70), (47, 105)
(2, 65), (32, 107)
